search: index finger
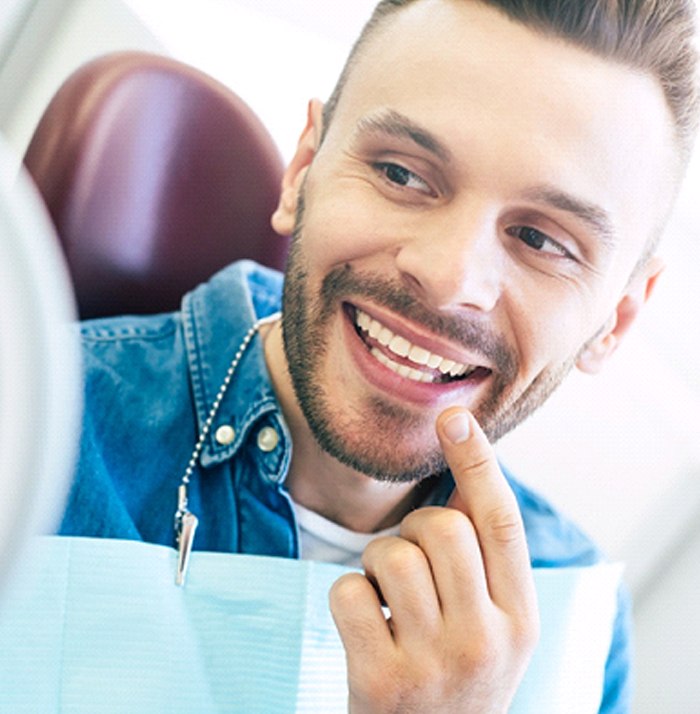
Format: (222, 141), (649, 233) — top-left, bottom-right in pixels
(436, 407), (535, 612)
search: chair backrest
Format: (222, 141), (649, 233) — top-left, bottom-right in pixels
(24, 52), (287, 319)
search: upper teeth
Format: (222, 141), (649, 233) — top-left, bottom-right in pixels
(355, 309), (475, 380)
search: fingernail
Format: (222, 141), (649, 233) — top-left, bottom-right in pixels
(443, 411), (471, 444)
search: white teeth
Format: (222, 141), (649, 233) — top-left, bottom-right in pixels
(427, 353), (442, 369)
(356, 310), (371, 332)
(355, 308), (477, 381)
(408, 345), (431, 366)
(388, 335), (411, 358)
(370, 348), (436, 384)
(438, 358), (456, 374)
(377, 326), (393, 346)
(449, 363), (465, 377)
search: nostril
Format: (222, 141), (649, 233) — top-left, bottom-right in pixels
(399, 269), (425, 297)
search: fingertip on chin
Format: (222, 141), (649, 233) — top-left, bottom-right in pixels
(438, 407), (472, 445)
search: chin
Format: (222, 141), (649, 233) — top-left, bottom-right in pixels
(306, 391), (449, 483)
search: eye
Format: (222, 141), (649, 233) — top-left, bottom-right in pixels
(374, 162), (434, 195)
(508, 226), (573, 259)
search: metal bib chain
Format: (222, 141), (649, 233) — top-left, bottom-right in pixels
(174, 311), (281, 585)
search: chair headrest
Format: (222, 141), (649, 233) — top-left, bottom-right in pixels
(25, 52), (288, 318)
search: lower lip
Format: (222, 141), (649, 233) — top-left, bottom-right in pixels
(342, 306), (487, 406)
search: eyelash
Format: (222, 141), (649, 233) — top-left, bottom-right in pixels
(373, 161), (434, 196)
(506, 226), (574, 259)
(373, 161), (577, 261)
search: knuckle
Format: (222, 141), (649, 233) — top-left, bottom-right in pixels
(456, 454), (492, 479)
(511, 613), (541, 655)
(371, 667), (402, 702)
(483, 505), (524, 546)
(363, 662), (442, 710)
(461, 617), (539, 675)
(379, 540), (426, 580)
(473, 635), (501, 670)
(361, 536), (394, 571)
(457, 636), (501, 675)
(401, 505), (441, 532)
(329, 573), (368, 611)
(403, 507), (473, 548)
(350, 659), (405, 710)
(454, 617), (526, 673)
(430, 507), (470, 538)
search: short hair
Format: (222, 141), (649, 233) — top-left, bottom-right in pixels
(322, 0), (699, 166)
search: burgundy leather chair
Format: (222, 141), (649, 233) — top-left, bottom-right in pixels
(24, 52), (287, 319)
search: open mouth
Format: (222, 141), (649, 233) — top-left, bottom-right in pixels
(349, 305), (491, 385)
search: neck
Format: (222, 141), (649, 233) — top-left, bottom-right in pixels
(263, 320), (424, 533)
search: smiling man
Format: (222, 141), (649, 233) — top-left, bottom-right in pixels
(59, 0), (699, 712)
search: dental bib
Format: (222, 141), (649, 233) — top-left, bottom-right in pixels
(0, 536), (621, 713)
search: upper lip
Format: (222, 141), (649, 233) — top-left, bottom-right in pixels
(349, 301), (492, 372)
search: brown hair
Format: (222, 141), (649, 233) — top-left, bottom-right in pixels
(322, 0), (699, 165)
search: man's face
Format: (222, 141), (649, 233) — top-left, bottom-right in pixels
(273, 0), (676, 483)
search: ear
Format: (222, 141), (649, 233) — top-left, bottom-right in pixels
(271, 98), (325, 237)
(576, 255), (665, 374)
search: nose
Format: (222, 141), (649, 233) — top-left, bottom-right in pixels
(394, 202), (504, 313)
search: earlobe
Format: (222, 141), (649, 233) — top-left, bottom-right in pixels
(271, 99), (325, 236)
(576, 255), (665, 374)
(575, 313), (621, 375)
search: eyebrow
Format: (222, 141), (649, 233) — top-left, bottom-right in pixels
(354, 109), (453, 163)
(522, 185), (617, 250)
(354, 112), (617, 250)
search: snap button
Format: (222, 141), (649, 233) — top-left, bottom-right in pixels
(215, 425), (236, 445)
(257, 426), (280, 452)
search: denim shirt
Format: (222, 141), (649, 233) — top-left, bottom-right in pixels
(59, 260), (631, 713)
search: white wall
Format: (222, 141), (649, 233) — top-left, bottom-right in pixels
(119, 0), (379, 162)
(633, 518), (700, 712)
(0, 0), (163, 157)
(0, 0), (33, 59)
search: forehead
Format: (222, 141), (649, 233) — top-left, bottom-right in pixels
(336, 0), (674, 162)
(322, 0), (677, 261)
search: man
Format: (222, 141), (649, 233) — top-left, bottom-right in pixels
(60, 0), (698, 711)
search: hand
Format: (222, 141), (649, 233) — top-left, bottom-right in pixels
(329, 407), (539, 713)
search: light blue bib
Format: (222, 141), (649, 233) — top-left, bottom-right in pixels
(0, 537), (621, 712)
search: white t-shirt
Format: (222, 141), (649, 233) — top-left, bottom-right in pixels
(292, 501), (401, 569)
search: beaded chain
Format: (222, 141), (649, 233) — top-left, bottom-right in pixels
(174, 311), (281, 585)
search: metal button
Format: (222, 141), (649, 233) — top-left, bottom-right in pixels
(215, 425), (236, 445)
(256, 426), (280, 452)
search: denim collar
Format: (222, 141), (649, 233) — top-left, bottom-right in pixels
(181, 261), (287, 469)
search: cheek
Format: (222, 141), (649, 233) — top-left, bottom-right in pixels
(303, 165), (419, 264)
(303, 195), (403, 268)
(507, 285), (596, 373)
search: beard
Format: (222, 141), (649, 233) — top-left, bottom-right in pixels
(281, 193), (577, 484)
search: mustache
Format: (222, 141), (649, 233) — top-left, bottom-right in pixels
(319, 263), (518, 379)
